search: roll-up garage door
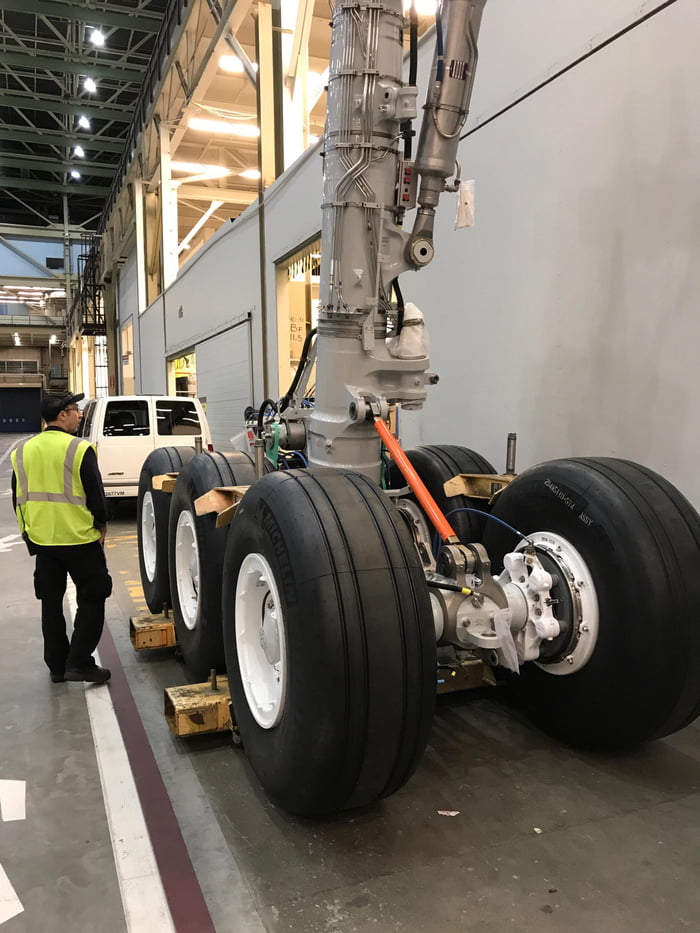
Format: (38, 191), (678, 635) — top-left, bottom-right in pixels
(0, 388), (42, 433)
(195, 322), (252, 451)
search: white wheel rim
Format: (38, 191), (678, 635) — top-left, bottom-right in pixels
(141, 490), (157, 582)
(235, 552), (287, 729)
(517, 531), (600, 675)
(175, 510), (200, 631)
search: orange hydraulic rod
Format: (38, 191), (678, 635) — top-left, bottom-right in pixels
(373, 418), (458, 544)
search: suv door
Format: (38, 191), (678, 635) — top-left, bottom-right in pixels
(98, 399), (152, 493)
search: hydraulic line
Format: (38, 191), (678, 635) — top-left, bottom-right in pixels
(373, 418), (459, 544)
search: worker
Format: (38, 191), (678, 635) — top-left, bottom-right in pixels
(10, 392), (112, 684)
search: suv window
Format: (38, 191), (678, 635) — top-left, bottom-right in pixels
(79, 400), (96, 437)
(156, 399), (201, 436)
(103, 400), (150, 437)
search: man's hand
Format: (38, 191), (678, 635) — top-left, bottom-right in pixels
(99, 526), (107, 546)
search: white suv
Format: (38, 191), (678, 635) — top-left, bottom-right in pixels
(78, 395), (212, 498)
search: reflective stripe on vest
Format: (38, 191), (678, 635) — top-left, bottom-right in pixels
(11, 432), (100, 547)
(14, 436), (87, 507)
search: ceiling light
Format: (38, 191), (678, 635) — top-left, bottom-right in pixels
(89, 29), (105, 47)
(14, 334), (21, 346)
(84, 77), (97, 93)
(78, 115), (90, 129)
(308, 134), (320, 144)
(49, 334), (58, 345)
(219, 55), (244, 73)
(238, 169), (261, 179)
(188, 117), (260, 138)
(171, 161), (230, 178)
(70, 169), (81, 179)
(74, 145), (85, 158)
(49, 290), (66, 298)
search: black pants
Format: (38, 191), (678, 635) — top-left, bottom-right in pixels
(33, 540), (113, 673)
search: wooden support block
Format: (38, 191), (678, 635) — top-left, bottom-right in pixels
(129, 613), (177, 650)
(436, 659), (496, 694)
(152, 472), (178, 492)
(194, 485), (249, 528)
(164, 675), (232, 737)
(443, 473), (514, 501)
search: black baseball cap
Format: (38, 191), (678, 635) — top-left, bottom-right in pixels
(41, 392), (85, 422)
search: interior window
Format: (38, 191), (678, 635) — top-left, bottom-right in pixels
(156, 399), (201, 436)
(103, 400), (150, 437)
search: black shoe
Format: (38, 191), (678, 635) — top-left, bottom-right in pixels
(50, 671), (66, 683)
(64, 665), (111, 684)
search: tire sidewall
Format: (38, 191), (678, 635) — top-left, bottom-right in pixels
(483, 461), (677, 745)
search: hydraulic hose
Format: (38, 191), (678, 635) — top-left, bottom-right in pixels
(373, 418), (458, 544)
(279, 327), (317, 413)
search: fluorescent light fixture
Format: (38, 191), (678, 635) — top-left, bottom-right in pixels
(219, 55), (257, 74)
(238, 169), (261, 179)
(70, 169), (81, 179)
(84, 77), (97, 93)
(171, 161), (230, 178)
(188, 117), (260, 138)
(219, 55), (244, 73)
(78, 115), (90, 129)
(178, 200), (224, 254)
(89, 29), (105, 47)
(74, 145), (85, 157)
(48, 290), (66, 298)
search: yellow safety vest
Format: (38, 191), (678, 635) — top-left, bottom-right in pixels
(11, 431), (101, 547)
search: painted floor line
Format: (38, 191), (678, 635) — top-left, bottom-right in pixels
(67, 584), (175, 933)
(0, 863), (23, 926)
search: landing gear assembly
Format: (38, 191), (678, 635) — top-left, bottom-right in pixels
(136, 0), (700, 818)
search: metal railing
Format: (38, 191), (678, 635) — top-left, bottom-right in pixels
(0, 313), (66, 327)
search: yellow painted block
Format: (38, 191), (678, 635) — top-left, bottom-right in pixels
(164, 676), (232, 736)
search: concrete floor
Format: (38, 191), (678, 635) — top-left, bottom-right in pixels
(2, 431), (700, 932)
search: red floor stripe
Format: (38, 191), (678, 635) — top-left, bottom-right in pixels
(98, 623), (216, 933)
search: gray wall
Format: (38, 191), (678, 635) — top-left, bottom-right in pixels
(137, 297), (167, 394)
(128, 0), (700, 506)
(196, 318), (253, 450)
(401, 0), (700, 508)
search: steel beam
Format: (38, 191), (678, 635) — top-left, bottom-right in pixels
(0, 0), (162, 33)
(0, 177), (110, 196)
(0, 155), (117, 178)
(0, 223), (85, 238)
(0, 50), (144, 83)
(0, 125), (126, 153)
(176, 185), (256, 204)
(0, 275), (75, 288)
(0, 93), (133, 123)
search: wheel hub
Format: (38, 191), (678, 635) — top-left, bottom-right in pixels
(141, 491), (157, 582)
(174, 509), (200, 631)
(516, 532), (599, 675)
(235, 553), (287, 729)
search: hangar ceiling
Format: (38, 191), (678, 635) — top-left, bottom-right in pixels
(0, 0), (170, 230)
